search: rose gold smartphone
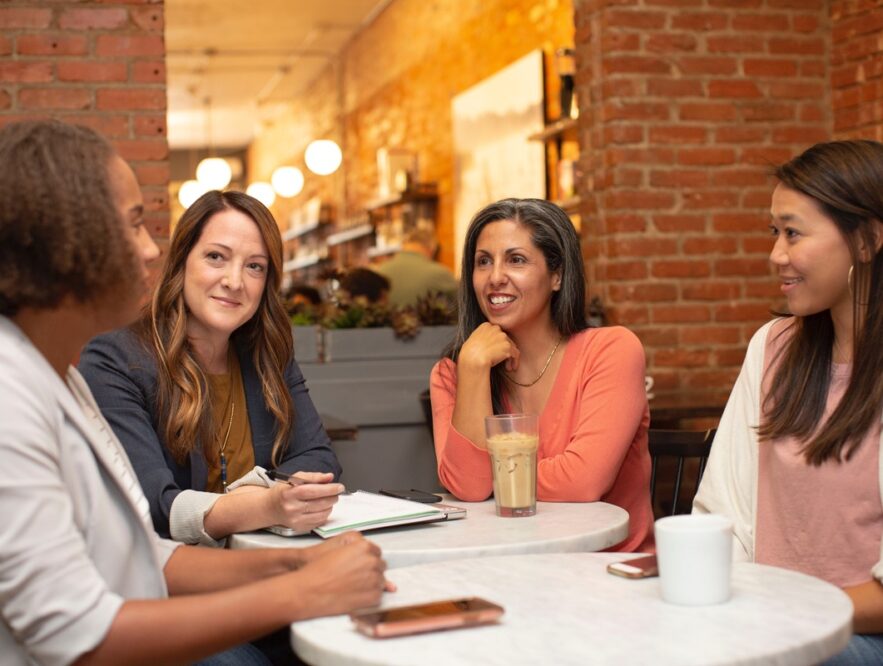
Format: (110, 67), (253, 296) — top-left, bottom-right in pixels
(607, 554), (658, 579)
(350, 597), (504, 638)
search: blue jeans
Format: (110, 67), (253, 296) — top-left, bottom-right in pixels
(824, 634), (883, 665)
(193, 627), (302, 666)
(193, 643), (271, 666)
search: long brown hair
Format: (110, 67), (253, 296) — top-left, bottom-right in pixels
(139, 190), (294, 465)
(759, 140), (883, 465)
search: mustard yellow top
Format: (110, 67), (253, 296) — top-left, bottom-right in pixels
(206, 352), (254, 493)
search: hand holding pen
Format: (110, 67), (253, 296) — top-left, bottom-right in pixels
(266, 469), (345, 532)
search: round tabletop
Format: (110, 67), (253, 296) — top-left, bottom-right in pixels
(228, 499), (629, 569)
(291, 553), (853, 666)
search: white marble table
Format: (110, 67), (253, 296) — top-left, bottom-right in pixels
(228, 499), (629, 569)
(291, 553), (853, 666)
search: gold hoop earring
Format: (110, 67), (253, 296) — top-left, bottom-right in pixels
(848, 264), (854, 295)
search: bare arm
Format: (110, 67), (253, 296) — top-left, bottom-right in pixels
(75, 534), (388, 666)
(845, 579), (883, 634)
(203, 472), (343, 539)
(450, 323), (518, 447)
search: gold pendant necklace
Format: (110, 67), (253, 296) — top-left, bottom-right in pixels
(219, 401), (234, 491)
(506, 338), (563, 388)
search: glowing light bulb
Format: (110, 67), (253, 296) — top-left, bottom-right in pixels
(304, 139), (342, 176)
(271, 166), (305, 198)
(246, 181), (276, 208)
(195, 157), (232, 189)
(178, 179), (208, 208)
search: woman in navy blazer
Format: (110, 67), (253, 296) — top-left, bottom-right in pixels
(80, 190), (342, 546)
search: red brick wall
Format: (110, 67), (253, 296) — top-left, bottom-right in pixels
(830, 0), (883, 138)
(0, 2), (169, 237)
(573, 0), (832, 396)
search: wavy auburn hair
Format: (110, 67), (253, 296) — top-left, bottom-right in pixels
(138, 190), (293, 465)
(759, 140), (883, 465)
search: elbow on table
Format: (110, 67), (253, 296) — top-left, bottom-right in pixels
(538, 478), (606, 503)
(437, 467), (492, 502)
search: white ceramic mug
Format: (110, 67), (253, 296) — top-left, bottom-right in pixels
(654, 514), (733, 606)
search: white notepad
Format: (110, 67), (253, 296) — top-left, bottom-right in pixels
(312, 490), (447, 539)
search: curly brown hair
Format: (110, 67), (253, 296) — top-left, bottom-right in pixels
(137, 190), (294, 466)
(0, 120), (137, 316)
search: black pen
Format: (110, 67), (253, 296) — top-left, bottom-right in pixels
(267, 469), (350, 494)
(267, 469), (308, 485)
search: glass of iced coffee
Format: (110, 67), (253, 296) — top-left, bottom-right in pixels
(484, 413), (539, 517)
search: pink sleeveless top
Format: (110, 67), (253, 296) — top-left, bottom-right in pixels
(755, 320), (883, 587)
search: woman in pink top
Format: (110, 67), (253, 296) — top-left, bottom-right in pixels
(430, 198), (653, 552)
(694, 141), (883, 664)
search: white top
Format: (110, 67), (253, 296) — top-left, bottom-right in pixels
(229, 498), (629, 568)
(693, 320), (883, 583)
(0, 317), (179, 665)
(292, 553), (853, 666)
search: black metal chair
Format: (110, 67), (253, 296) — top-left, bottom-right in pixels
(419, 388), (433, 434)
(649, 428), (716, 517)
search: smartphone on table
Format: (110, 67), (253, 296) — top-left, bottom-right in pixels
(379, 488), (442, 503)
(350, 597), (504, 638)
(606, 554), (658, 579)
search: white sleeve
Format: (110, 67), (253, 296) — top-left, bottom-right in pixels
(0, 380), (122, 665)
(168, 466), (272, 547)
(693, 321), (772, 564)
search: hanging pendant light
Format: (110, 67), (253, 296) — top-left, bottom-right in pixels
(196, 156), (232, 190)
(304, 139), (342, 176)
(178, 179), (209, 208)
(246, 181), (276, 208)
(271, 166), (305, 197)
(194, 93), (232, 190)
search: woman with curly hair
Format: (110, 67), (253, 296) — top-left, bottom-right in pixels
(79, 190), (342, 546)
(0, 119), (387, 665)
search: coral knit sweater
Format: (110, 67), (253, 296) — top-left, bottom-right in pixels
(430, 326), (654, 552)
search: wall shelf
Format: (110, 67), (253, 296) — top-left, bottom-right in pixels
(284, 254), (324, 271)
(326, 223), (374, 247)
(283, 219), (323, 241)
(528, 117), (578, 143)
(367, 244), (402, 258)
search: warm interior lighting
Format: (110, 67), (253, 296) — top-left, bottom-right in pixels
(304, 139), (342, 176)
(246, 181), (276, 207)
(196, 157), (233, 189)
(178, 179), (208, 208)
(271, 166), (305, 197)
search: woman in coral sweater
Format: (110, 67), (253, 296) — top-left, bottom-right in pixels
(430, 198), (653, 552)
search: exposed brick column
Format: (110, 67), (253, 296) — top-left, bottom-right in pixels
(0, 2), (170, 238)
(830, 0), (883, 139)
(572, 0), (831, 397)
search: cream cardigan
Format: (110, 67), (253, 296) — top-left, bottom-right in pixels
(693, 319), (883, 583)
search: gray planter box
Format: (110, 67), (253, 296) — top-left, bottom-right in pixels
(322, 325), (455, 362)
(299, 325), (456, 492)
(291, 325), (321, 364)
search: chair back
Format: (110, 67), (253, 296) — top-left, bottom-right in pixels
(419, 388), (433, 434)
(649, 428), (716, 517)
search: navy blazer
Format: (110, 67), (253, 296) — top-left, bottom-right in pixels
(78, 327), (341, 538)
